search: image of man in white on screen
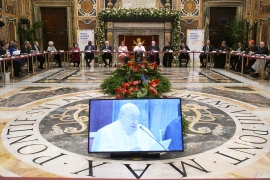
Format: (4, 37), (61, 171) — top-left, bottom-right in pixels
(91, 103), (156, 152)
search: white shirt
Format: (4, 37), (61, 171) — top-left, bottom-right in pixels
(133, 46), (146, 56)
(91, 120), (156, 152)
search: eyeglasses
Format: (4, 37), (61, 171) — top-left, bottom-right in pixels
(121, 113), (141, 122)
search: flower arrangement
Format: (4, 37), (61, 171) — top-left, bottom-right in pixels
(100, 61), (171, 97)
(100, 60), (190, 131)
(97, 8), (181, 51)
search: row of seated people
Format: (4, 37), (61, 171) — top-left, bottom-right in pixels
(0, 40), (62, 77)
(200, 39), (269, 80)
(97, 40), (189, 67)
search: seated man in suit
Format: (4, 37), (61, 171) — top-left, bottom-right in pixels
(21, 41), (34, 71)
(214, 41), (229, 69)
(230, 42), (245, 71)
(100, 41), (113, 67)
(199, 40), (214, 68)
(148, 41), (160, 65)
(32, 41), (45, 69)
(179, 42), (190, 67)
(243, 40), (258, 74)
(248, 42), (268, 78)
(134, 42), (146, 62)
(84, 41), (95, 67)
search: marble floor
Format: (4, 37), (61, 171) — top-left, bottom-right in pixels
(0, 66), (270, 179)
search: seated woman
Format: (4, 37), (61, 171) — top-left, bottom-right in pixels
(71, 43), (80, 67)
(163, 42), (174, 67)
(47, 41), (62, 67)
(118, 41), (129, 64)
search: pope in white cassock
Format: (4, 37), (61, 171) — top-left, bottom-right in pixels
(91, 103), (156, 152)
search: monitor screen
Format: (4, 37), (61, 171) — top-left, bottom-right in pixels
(88, 98), (183, 153)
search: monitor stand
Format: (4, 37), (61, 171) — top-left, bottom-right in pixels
(110, 153), (160, 159)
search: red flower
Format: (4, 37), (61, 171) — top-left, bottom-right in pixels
(148, 79), (159, 87)
(131, 80), (141, 86)
(122, 83), (129, 89)
(116, 94), (124, 99)
(148, 86), (158, 95)
(132, 66), (139, 72)
(129, 87), (139, 92)
(124, 89), (131, 95)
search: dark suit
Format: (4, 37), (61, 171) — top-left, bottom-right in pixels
(214, 45), (229, 68)
(84, 44), (96, 67)
(238, 45), (258, 72)
(100, 45), (113, 66)
(179, 46), (190, 67)
(230, 46), (245, 69)
(163, 46), (174, 67)
(199, 45), (214, 67)
(21, 45), (33, 70)
(32, 45), (45, 68)
(148, 45), (160, 64)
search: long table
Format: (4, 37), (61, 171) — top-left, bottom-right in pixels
(1, 51), (269, 84)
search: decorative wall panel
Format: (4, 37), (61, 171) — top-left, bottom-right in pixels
(254, 0), (260, 16)
(180, 19), (198, 43)
(78, 19), (96, 29)
(261, 0), (270, 14)
(77, 0), (97, 16)
(5, 0), (15, 14)
(260, 20), (269, 44)
(180, 0), (199, 16)
(5, 17), (16, 42)
(245, 0), (252, 16)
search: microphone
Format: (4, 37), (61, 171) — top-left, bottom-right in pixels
(139, 126), (167, 151)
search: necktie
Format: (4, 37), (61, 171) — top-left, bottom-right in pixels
(89, 46), (91, 50)
(206, 46), (209, 51)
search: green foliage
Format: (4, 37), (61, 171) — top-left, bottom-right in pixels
(100, 62), (171, 95)
(100, 74), (127, 94)
(182, 113), (189, 133)
(18, 21), (43, 44)
(225, 17), (253, 49)
(97, 8), (181, 50)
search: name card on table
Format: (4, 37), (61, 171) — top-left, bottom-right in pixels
(169, 50), (173, 52)
(187, 51), (191, 53)
(0, 58), (3, 60)
(50, 51), (55, 52)
(60, 50), (64, 52)
(11, 56), (15, 59)
(213, 51), (216, 53)
(154, 51), (158, 52)
(200, 51), (204, 52)
(20, 55), (24, 57)
(86, 50), (91, 52)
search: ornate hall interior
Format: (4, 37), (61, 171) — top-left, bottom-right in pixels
(0, 0), (270, 180)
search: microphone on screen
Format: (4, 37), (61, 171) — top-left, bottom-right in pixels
(139, 126), (167, 151)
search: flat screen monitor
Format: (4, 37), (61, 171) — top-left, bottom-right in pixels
(88, 98), (184, 154)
